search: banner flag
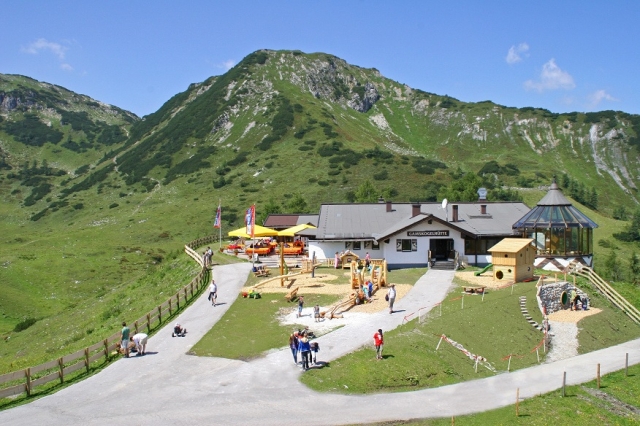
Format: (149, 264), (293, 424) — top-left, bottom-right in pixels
(213, 203), (222, 229)
(245, 205), (255, 238)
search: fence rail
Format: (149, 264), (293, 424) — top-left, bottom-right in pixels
(0, 235), (217, 400)
(569, 265), (640, 325)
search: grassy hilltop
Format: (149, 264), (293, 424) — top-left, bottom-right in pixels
(1, 50), (640, 372)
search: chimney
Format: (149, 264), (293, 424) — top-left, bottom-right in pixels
(481, 204), (487, 215)
(386, 201), (393, 212)
(411, 203), (421, 218)
(452, 205), (458, 222)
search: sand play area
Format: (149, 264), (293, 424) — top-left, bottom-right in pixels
(454, 270), (602, 324)
(241, 269), (413, 334)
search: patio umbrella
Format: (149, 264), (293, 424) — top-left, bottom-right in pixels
(277, 223), (317, 237)
(228, 225), (279, 238)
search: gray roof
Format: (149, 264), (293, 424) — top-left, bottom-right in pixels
(313, 202), (531, 241)
(537, 180), (572, 206)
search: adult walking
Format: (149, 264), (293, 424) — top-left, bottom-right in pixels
(297, 295), (304, 318)
(373, 329), (384, 360)
(289, 332), (299, 364)
(387, 284), (396, 314)
(120, 322), (130, 358)
(208, 279), (217, 306)
(298, 335), (311, 370)
(131, 332), (148, 356)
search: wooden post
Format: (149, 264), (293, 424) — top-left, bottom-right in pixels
(157, 306), (162, 325)
(26, 367), (32, 397)
(85, 348), (90, 373)
(168, 298), (172, 315)
(58, 357), (64, 384)
(184, 287), (188, 303)
(508, 355), (512, 372)
(573, 275), (576, 285)
(436, 335), (444, 350)
(451, 416), (455, 425)
(562, 371), (566, 397)
(176, 292), (180, 310)
(564, 272), (567, 282)
(280, 242), (285, 287)
(536, 348), (540, 363)
(190, 282), (194, 298)
(104, 338), (109, 361)
(597, 363), (601, 388)
(461, 294), (464, 310)
(626, 353), (629, 376)
(516, 388), (520, 417)
(554, 273), (558, 283)
(134, 320), (139, 334)
(146, 314), (151, 333)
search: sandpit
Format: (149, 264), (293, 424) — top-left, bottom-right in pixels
(547, 308), (602, 322)
(242, 271), (412, 314)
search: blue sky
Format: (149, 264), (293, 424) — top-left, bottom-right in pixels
(3, 1), (638, 117)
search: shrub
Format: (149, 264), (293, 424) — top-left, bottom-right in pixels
(109, 203), (119, 209)
(14, 317), (37, 332)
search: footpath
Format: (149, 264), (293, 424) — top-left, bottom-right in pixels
(0, 264), (638, 425)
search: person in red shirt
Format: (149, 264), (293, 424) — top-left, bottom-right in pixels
(373, 329), (384, 360)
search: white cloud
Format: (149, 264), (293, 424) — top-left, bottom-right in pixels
(524, 59), (575, 92)
(60, 63), (74, 72)
(506, 43), (529, 64)
(587, 90), (617, 108)
(23, 38), (67, 60)
(217, 59), (236, 71)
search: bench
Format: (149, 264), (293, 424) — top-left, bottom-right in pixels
(285, 286), (299, 302)
(253, 267), (270, 277)
(463, 286), (486, 294)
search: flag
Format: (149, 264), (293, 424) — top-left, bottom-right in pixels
(245, 205), (255, 238)
(213, 203), (221, 229)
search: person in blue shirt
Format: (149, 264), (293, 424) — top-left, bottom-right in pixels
(297, 336), (311, 370)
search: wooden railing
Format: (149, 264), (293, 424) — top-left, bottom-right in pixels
(568, 264), (640, 325)
(0, 236), (215, 400)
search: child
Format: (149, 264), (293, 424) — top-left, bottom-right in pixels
(310, 341), (320, 364)
(313, 304), (320, 322)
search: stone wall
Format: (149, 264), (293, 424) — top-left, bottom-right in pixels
(537, 281), (589, 315)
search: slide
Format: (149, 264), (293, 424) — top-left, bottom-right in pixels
(474, 264), (493, 276)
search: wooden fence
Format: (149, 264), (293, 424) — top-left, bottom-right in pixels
(568, 264), (640, 325)
(0, 235), (219, 400)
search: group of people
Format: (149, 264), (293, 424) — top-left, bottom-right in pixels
(289, 329), (320, 370)
(202, 247), (214, 267)
(119, 322), (148, 357)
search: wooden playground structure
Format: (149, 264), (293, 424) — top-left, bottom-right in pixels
(245, 248), (390, 321)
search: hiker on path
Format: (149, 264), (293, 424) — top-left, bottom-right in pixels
(298, 336), (311, 370)
(208, 280), (217, 306)
(387, 284), (396, 314)
(289, 332), (299, 364)
(373, 329), (384, 359)
(131, 332), (148, 356)
(297, 295), (304, 318)
(120, 322), (131, 358)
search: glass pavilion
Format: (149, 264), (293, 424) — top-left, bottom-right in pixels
(512, 180), (598, 256)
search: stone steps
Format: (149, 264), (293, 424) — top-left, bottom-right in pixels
(519, 296), (544, 332)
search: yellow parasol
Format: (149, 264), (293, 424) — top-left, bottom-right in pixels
(228, 225), (279, 238)
(277, 223), (317, 237)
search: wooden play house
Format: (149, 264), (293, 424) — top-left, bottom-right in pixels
(488, 238), (535, 282)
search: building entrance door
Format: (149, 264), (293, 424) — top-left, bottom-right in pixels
(430, 239), (454, 260)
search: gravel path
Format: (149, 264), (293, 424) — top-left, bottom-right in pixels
(0, 264), (638, 426)
(546, 321), (579, 362)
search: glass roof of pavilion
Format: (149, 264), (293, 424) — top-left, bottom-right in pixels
(512, 180), (599, 229)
